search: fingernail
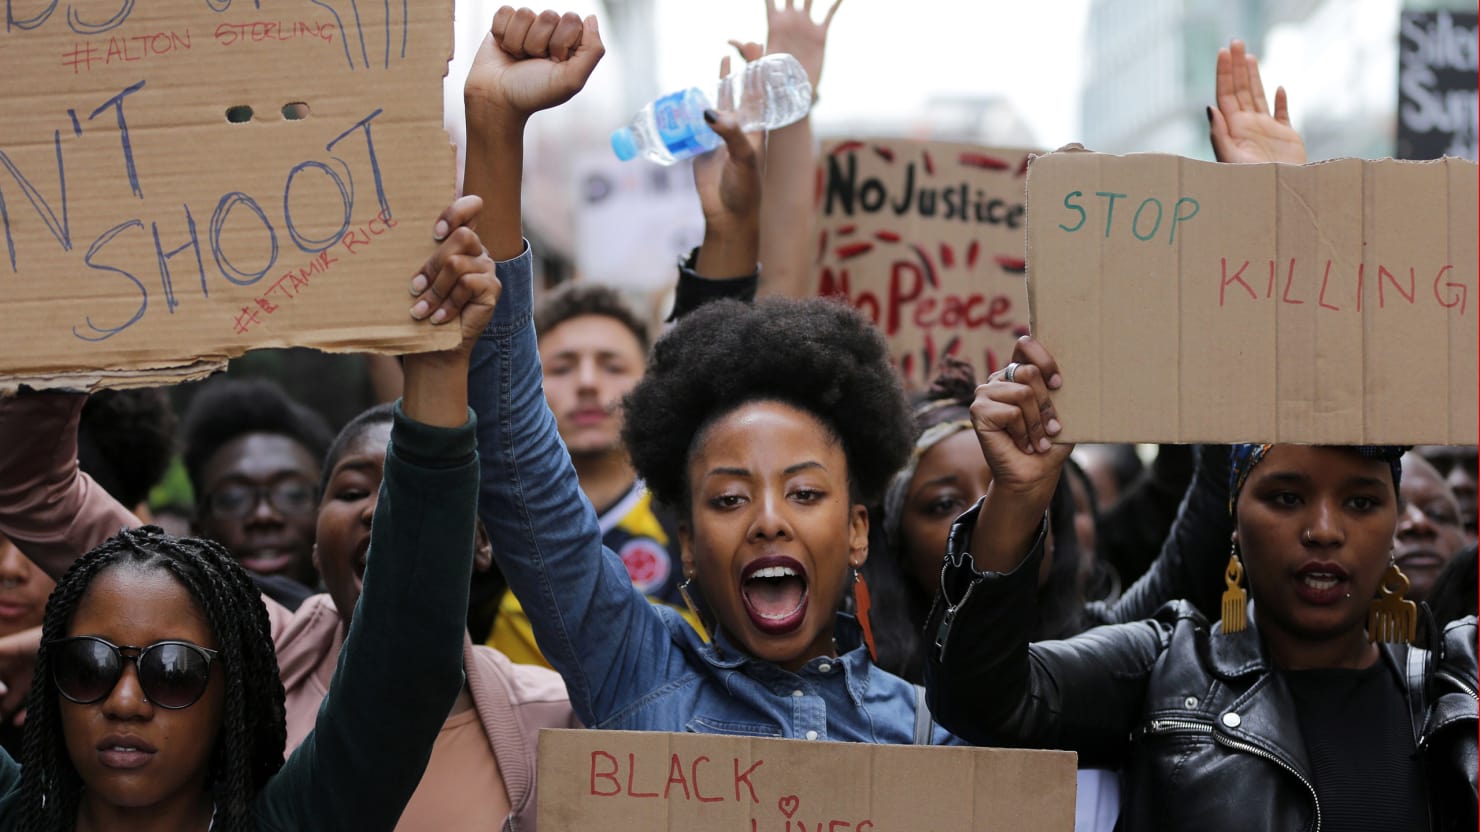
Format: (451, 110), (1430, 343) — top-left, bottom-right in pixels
(1049, 374), (1063, 389)
(411, 300), (429, 319)
(1038, 437), (1052, 452)
(703, 109), (718, 125)
(434, 219), (450, 240)
(410, 274), (428, 295)
(1047, 418), (1062, 435)
(430, 308), (448, 324)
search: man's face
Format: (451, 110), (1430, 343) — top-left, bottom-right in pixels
(538, 315), (646, 458)
(1415, 446), (1478, 545)
(196, 432), (320, 586)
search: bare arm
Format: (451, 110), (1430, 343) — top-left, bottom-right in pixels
(745, 0), (843, 297)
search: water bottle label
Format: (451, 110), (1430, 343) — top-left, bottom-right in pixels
(654, 90), (716, 159)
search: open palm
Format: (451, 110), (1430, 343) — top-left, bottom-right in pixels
(1209, 40), (1306, 165)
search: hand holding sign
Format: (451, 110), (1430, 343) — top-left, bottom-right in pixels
(467, 7), (605, 122)
(966, 337), (1072, 576)
(1208, 39), (1306, 165)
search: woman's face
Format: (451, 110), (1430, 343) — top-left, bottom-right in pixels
(313, 423), (393, 625)
(681, 401), (867, 671)
(1394, 454), (1466, 602)
(899, 429), (1054, 594)
(60, 566), (224, 812)
(900, 430), (992, 595)
(1235, 445), (1398, 644)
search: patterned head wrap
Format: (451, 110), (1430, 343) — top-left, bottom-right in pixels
(882, 359), (978, 550)
(1228, 444), (1407, 516)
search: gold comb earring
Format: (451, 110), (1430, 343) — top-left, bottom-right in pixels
(1220, 545), (1247, 634)
(1369, 559), (1416, 644)
(678, 576), (712, 643)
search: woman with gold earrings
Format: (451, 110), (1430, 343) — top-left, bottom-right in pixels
(923, 340), (1478, 831)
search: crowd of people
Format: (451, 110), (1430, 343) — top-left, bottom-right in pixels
(0, 3), (1474, 830)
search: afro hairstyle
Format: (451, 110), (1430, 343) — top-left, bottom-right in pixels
(78, 387), (178, 510)
(181, 377), (334, 500)
(622, 297), (913, 513)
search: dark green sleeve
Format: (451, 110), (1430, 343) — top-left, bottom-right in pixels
(254, 403), (478, 831)
(0, 745), (21, 829)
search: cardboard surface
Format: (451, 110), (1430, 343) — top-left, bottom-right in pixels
(811, 140), (1038, 389)
(1026, 149), (1479, 444)
(0, 1), (456, 390)
(537, 729), (1077, 832)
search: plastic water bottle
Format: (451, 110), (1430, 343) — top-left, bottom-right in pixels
(611, 53), (813, 165)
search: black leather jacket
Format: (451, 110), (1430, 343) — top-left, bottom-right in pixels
(925, 503), (1479, 832)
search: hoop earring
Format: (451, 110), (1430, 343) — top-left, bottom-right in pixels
(678, 576), (712, 643)
(852, 566), (878, 662)
(1369, 558), (1416, 645)
(1220, 543), (1247, 634)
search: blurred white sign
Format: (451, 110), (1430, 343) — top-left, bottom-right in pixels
(571, 153), (705, 290)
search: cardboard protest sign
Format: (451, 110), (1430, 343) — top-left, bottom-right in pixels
(1027, 149), (1479, 445)
(537, 728), (1077, 832)
(812, 140), (1038, 389)
(0, 0), (455, 390)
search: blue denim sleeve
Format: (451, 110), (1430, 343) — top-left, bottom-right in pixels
(469, 244), (677, 727)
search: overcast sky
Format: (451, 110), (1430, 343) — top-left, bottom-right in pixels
(651, 0), (1093, 147)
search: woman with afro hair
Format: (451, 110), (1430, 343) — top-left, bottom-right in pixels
(472, 284), (959, 743)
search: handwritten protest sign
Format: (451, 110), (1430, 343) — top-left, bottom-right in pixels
(811, 140), (1038, 389)
(0, 0), (455, 390)
(537, 729), (1076, 832)
(1027, 149), (1479, 444)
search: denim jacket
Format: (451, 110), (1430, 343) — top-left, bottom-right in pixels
(471, 246), (956, 745)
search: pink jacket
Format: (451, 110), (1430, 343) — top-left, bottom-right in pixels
(0, 392), (577, 831)
(273, 593), (578, 831)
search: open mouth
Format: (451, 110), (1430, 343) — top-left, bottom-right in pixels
(740, 556), (809, 635)
(1293, 561), (1350, 604)
(352, 538), (371, 581)
(239, 548), (296, 575)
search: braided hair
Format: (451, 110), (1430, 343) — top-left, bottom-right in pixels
(16, 527), (286, 832)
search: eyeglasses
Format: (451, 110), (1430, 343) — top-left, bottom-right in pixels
(204, 479), (317, 520)
(52, 636), (219, 710)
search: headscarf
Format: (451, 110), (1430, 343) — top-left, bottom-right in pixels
(882, 359), (977, 550)
(1228, 443), (1407, 516)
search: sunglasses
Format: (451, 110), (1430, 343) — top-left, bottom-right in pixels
(52, 636), (219, 710)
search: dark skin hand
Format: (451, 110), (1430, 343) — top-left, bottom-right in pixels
(966, 336), (1073, 574)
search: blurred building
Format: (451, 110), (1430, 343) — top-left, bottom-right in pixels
(1081, 0), (1476, 162)
(1080, 0), (1280, 158)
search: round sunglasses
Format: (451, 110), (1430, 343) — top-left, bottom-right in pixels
(51, 636), (219, 710)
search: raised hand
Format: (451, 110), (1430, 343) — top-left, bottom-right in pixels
(409, 195), (500, 354)
(465, 7), (605, 121)
(692, 56), (765, 279)
(760, 0), (843, 89)
(970, 337), (1072, 498)
(1208, 39), (1306, 165)
(966, 337), (1073, 573)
